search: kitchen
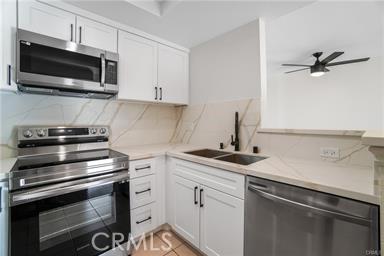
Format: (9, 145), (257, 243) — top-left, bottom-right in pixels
(0, 0), (383, 256)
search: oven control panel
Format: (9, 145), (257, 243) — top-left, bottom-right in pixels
(18, 126), (110, 140)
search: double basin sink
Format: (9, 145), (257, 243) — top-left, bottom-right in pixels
(184, 149), (267, 166)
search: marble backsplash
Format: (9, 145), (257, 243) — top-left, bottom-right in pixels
(0, 91), (182, 158)
(172, 98), (374, 168)
(0, 92), (373, 167)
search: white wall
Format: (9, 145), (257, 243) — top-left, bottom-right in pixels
(263, 2), (384, 130)
(189, 19), (261, 104)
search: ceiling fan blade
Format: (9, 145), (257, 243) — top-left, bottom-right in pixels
(326, 57), (370, 67)
(282, 64), (311, 67)
(285, 68), (310, 74)
(321, 52), (344, 64)
(325, 68), (330, 72)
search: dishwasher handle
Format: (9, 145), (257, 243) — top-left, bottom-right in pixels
(248, 184), (372, 226)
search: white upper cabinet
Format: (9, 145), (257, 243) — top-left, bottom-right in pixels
(76, 17), (117, 52)
(13, 1), (188, 103)
(1, 0), (17, 91)
(118, 31), (158, 102)
(18, 1), (117, 52)
(117, 32), (189, 104)
(18, 1), (76, 41)
(158, 44), (189, 105)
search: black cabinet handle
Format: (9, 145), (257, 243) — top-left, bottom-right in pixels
(136, 216), (152, 224)
(135, 188), (151, 195)
(200, 188), (204, 207)
(155, 87), (158, 100)
(159, 87), (163, 100)
(194, 186), (198, 205)
(7, 65), (11, 86)
(79, 26), (82, 44)
(70, 24), (73, 41)
(135, 165), (151, 171)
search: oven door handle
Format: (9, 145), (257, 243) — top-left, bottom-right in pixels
(10, 172), (129, 206)
(248, 184), (371, 226)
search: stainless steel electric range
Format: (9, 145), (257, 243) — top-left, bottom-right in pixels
(9, 126), (131, 256)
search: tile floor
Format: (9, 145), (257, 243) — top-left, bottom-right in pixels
(131, 230), (203, 256)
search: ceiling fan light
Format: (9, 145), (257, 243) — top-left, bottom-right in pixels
(311, 71), (325, 77)
(310, 65), (326, 77)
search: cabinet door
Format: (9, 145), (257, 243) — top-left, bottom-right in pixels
(158, 44), (189, 104)
(1, 0), (17, 91)
(200, 186), (244, 256)
(172, 175), (200, 248)
(117, 31), (158, 102)
(18, 1), (75, 41)
(0, 181), (9, 256)
(76, 17), (117, 52)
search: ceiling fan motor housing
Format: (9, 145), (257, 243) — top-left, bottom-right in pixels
(310, 64), (326, 74)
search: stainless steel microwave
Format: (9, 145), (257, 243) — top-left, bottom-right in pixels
(16, 29), (119, 99)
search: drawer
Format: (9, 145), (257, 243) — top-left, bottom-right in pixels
(172, 158), (245, 199)
(130, 175), (156, 209)
(131, 203), (158, 239)
(130, 158), (156, 179)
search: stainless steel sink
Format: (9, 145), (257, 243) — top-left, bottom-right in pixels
(215, 154), (267, 165)
(184, 149), (231, 158)
(184, 149), (267, 166)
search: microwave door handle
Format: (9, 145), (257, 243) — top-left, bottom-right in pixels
(100, 53), (106, 87)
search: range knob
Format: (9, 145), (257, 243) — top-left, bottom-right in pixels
(100, 128), (107, 134)
(37, 129), (46, 137)
(89, 128), (98, 134)
(23, 129), (33, 138)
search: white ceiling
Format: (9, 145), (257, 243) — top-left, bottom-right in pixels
(64, 0), (313, 48)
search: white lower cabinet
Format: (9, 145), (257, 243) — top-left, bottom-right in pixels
(131, 202), (158, 239)
(129, 157), (163, 239)
(0, 181), (8, 256)
(173, 175), (200, 248)
(170, 158), (245, 256)
(200, 186), (244, 256)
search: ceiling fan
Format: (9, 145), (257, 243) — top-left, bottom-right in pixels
(282, 52), (370, 77)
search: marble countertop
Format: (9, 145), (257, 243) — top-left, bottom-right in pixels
(362, 130), (384, 147)
(115, 143), (378, 205)
(0, 143), (378, 204)
(0, 157), (16, 181)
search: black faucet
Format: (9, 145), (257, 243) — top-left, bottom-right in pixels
(230, 112), (240, 151)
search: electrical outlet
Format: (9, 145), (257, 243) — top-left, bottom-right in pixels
(320, 147), (340, 159)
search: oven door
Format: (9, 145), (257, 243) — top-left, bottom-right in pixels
(10, 172), (130, 256)
(16, 29), (118, 94)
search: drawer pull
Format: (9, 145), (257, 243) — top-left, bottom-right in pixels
(135, 188), (151, 195)
(136, 216), (152, 224)
(135, 165), (151, 171)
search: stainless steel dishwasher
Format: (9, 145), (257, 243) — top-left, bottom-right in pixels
(245, 176), (380, 256)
